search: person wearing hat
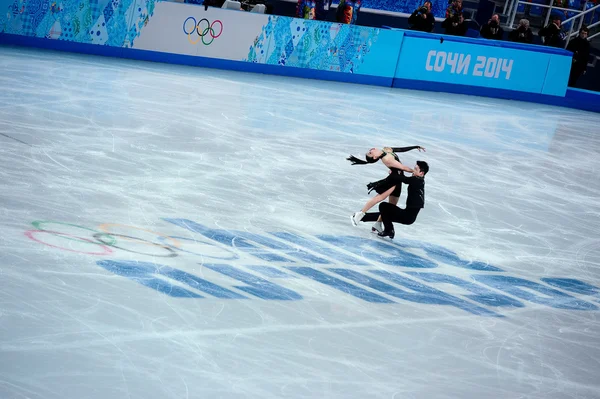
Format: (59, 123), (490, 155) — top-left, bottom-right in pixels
(567, 26), (591, 87)
(539, 16), (566, 47)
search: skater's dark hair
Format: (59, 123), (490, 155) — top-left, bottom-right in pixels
(417, 160), (429, 175)
(347, 154), (380, 165)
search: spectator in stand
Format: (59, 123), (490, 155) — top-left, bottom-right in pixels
(296, 0), (317, 19)
(315, 0), (328, 20)
(480, 14), (504, 40)
(445, 0), (463, 19)
(442, 11), (467, 36)
(567, 26), (591, 87)
(550, 0), (569, 24)
(202, 0), (225, 9)
(539, 16), (566, 47)
(336, 0), (362, 24)
(508, 18), (534, 43)
(408, 1), (435, 33)
(443, 0), (467, 36)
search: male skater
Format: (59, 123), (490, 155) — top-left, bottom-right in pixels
(361, 161), (428, 239)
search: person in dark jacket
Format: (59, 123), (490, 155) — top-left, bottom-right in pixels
(567, 26), (591, 87)
(442, 11), (468, 36)
(508, 18), (534, 43)
(480, 14), (504, 40)
(539, 16), (566, 47)
(203, 0), (225, 9)
(360, 161), (429, 239)
(408, 1), (435, 33)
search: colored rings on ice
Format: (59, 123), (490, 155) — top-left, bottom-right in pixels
(25, 220), (240, 260)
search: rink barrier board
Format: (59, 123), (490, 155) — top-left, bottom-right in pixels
(0, 1), (598, 113)
(0, 34), (394, 87)
(127, 4), (403, 78)
(125, 47), (394, 87)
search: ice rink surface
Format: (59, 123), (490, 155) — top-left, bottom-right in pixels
(1, 45), (600, 399)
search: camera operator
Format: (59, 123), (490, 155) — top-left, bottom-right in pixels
(539, 16), (566, 47)
(508, 18), (533, 43)
(480, 14), (504, 40)
(408, 1), (435, 33)
(442, 11), (467, 36)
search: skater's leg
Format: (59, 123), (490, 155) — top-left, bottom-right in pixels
(378, 202), (399, 235)
(352, 186), (396, 226)
(377, 194), (400, 223)
(361, 186), (396, 213)
(377, 203), (420, 239)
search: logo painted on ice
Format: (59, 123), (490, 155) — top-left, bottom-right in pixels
(24, 219), (600, 318)
(183, 17), (223, 46)
(425, 51), (513, 80)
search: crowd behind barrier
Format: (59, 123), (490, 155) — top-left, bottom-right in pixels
(184, 0), (600, 21)
(0, 0), (598, 112)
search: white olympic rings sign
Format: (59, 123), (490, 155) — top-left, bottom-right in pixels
(182, 17), (223, 45)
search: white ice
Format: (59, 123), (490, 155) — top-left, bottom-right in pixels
(1, 45), (600, 399)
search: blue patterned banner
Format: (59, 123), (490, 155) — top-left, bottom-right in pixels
(0, 0), (155, 47)
(246, 15), (377, 73)
(244, 15), (401, 76)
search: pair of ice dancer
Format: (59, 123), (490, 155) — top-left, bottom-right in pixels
(348, 146), (429, 239)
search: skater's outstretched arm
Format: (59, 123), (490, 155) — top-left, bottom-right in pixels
(391, 146), (426, 153)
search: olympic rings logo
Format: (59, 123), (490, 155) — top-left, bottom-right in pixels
(25, 220), (239, 260)
(182, 17), (223, 46)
